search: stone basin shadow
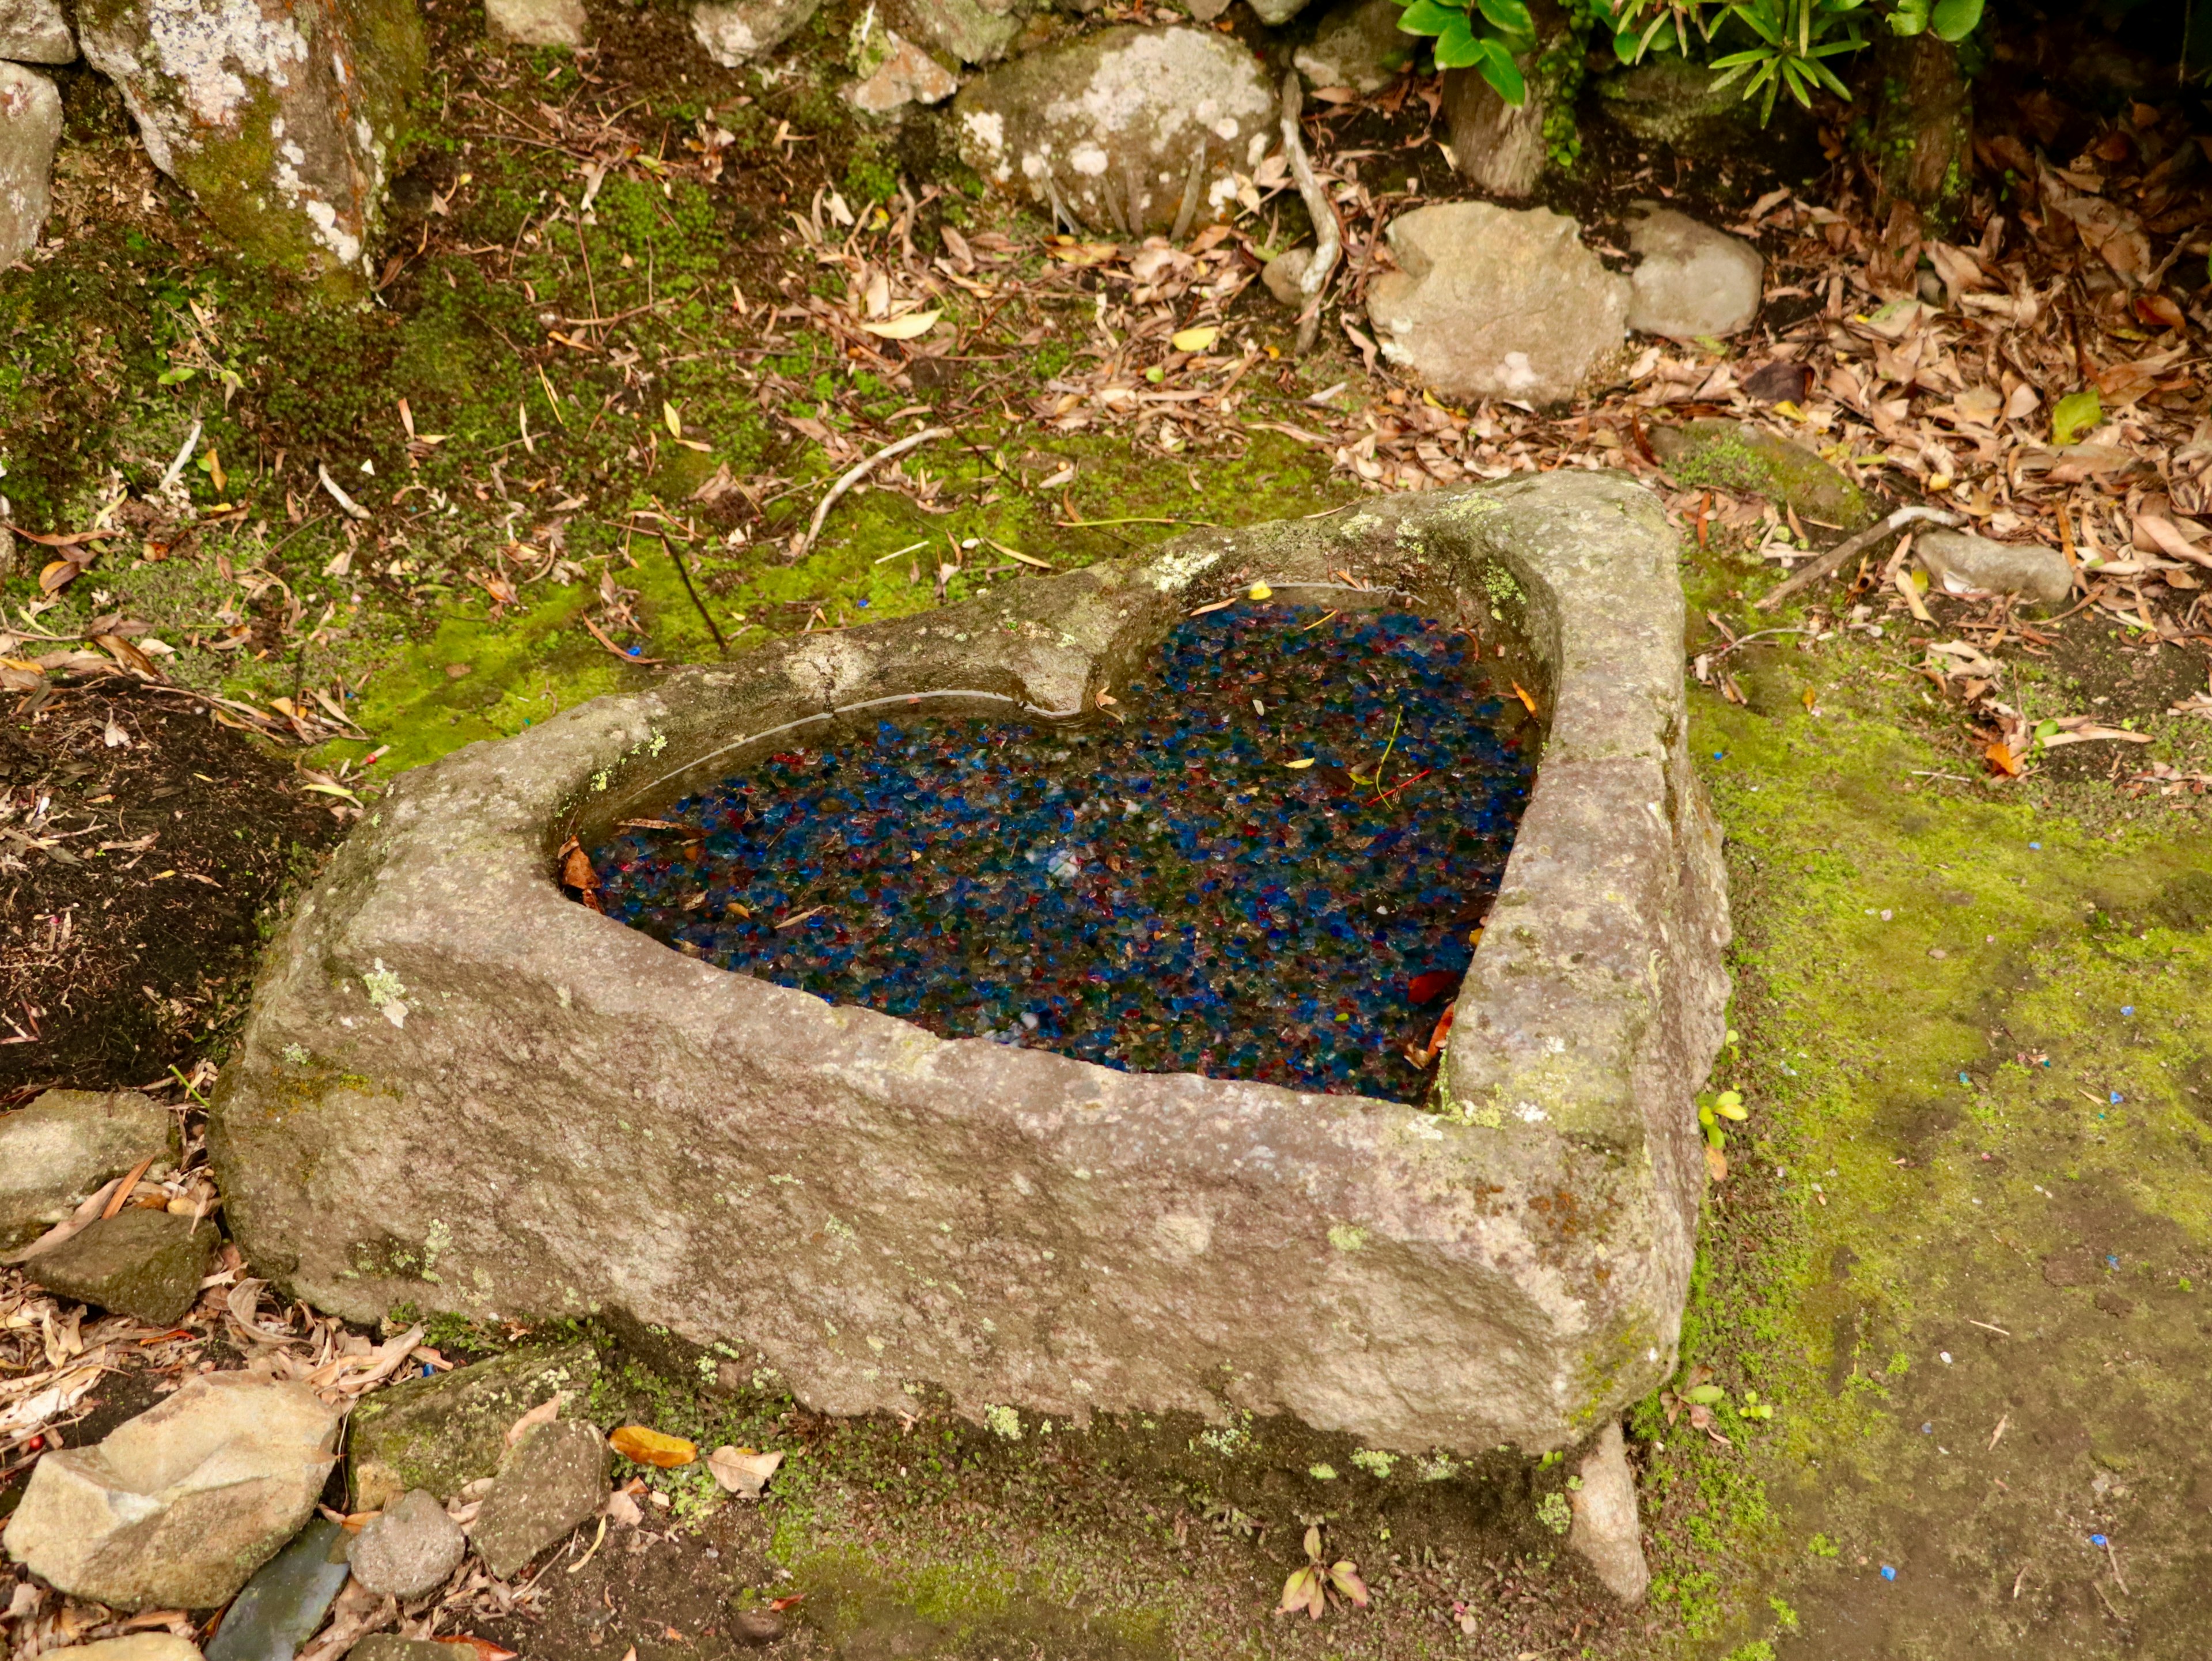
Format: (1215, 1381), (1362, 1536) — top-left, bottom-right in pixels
(210, 474), (1729, 1592)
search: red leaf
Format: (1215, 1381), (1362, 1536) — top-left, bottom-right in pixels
(1407, 971), (1459, 1005)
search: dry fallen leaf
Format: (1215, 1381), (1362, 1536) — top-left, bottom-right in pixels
(505, 1393), (565, 1446)
(610, 1425), (698, 1468)
(706, 1445), (784, 1497)
(859, 309), (940, 340)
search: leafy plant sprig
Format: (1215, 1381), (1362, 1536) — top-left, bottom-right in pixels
(1277, 1525), (1370, 1621)
(1394, 0), (1539, 104)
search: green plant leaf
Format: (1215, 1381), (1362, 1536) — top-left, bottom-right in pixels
(1684, 1383), (1726, 1405)
(1472, 35), (1527, 100)
(1474, 0), (1536, 48)
(1397, 0), (1463, 35)
(1432, 12), (1482, 63)
(1930, 0), (1982, 39)
(2051, 388), (2102, 445)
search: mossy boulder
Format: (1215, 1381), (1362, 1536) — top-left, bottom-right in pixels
(78, 0), (425, 292)
(1650, 418), (1874, 529)
(348, 1342), (599, 1510)
(23, 1209), (215, 1324)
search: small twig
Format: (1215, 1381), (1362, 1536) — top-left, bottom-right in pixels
(1756, 505), (1960, 612)
(1987, 1412), (2009, 1450)
(1278, 72), (1339, 357)
(316, 464), (374, 523)
(654, 534), (726, 657)
(792, 427), (949, 558)
(1966, 1319), (2011, 1337)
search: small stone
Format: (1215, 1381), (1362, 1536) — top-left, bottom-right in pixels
(48, 1639), (203, 1661)
(1365, 202), (1629, 407)
(203, 1519), (352, 1661)
(1567, 1422), (1647, 1604)
(347, 1490), (465, 1601)
(1594, 56), (1763, 156)
(1, 1374), (343, 1611)
(349, 1342), (598, 1512)
(23, 1209), (217, 1326)
(1245, 0), (1315, 23)
(1441, 66), (1545, 199)
(886, 0), (1019, 67)
(1647, 418), (1873, 528)
(486, 0), (586, 47)
(1626, 206), (1763, 341)
(343, 1643), (452, 1661)
(1916, 531), (2071, 607)
(0, 1088), (175, 1251)
(843, 34), (960, 113)
(689, 0), (822, 66)
(955, 27), (1275, 237)
(1291, 0), (1413, 94)
(1261, 247), (1311, 309)
(0, 65), (61, 268)
(467, 1420), (609, 1580)
(727, 1609), (785, 1647)
(0, 0), (74, 63)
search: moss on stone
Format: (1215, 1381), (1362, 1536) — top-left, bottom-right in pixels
(1652, 419), (1874, 530)
(349, 1342), (600, 1509)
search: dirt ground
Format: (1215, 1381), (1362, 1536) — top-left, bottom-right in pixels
(2, 0), (2210, 1657)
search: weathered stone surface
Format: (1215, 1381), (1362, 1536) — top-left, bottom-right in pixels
(214, 472), (1728, 1480)
(1567, 1422), (1646, 1603)
(887, 0), (1017, 67)
(955, 27), (1274, 236)
(24, 1209), (217, 1325)
(0, 63), (61, 270)
(1244, 0), (1313, 24)
(1291, 0), (1409, 92)
(486, 0), (585, 48)
(51, 1639), (203, 1661)
(348, 1343), (598, 1511)
(346, 1489), (464, 1601)
(1594, 56), (1758, 154)
(343, 1643), (449, 1661)
(843, 32), (959, 112)
(468, 1420), (608, 1580)
(0, 0), (74, 63)
(1441, 65), (1547, 198)
(1, 1374), (342, 1611)
(0, 1088), (176, 1251)
(1260, 245), (1310, 308)
(1626, 207), (1762, 340)
(77, 0), (422, 289)
(1917, 531), (2070, 606)
(1648, 418), (1873, 528)
(1366, 203), (1629, 406)
(202, 1518), (351, 1661)
(689, 0), (819, 66)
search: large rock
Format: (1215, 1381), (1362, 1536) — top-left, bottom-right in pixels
(211, 473), (1729, 1475)
(201, 1518), (351, 1661)
(1, 1374), (343, 1611)
(1367, 203), (1629, 406)
(1594, 56), (1758, 155)
(689, 0), (820, 66)
(486, 0), (585, 47)
(955, 27), (1275, 237)
(0, 1088), (176, 1251)
(348, 1343), (599, 1511)
(0, 0), (74, 62)
(347, 1489), (465, 1601)
(1648, 418), (1874, 528)
(1626, 207), (1762, 340)
(77, 0), (423, 289)
(1916, 531), (2070, 606)
(468, 1420), (608, 1580)
(0, 63), (61, 270)
(1292, 0), (1412, 94)
(887, 0), (1018, 67)
(24, 1208), (217, 1325)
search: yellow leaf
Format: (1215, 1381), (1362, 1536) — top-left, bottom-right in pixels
(1248, 582), (1272, 600)
(663, 402), (683, 439)
(1800, 686), (1817, 711)
(1171, 326), (1219, 353)
(609, 1425), (698, 1468)
(860, 309), (941, 340)
(1285, 758), (1316, 769)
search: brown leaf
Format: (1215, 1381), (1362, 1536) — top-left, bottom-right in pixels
(706, 1444), (783, 1496)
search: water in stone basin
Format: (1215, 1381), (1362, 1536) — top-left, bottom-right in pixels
(588, 604), (1536, 1102)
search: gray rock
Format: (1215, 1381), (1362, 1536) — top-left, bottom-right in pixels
(1647, 418), (1873, 528)
(690, 0), (820, 65)
(1366, 202), (1629, 406)
(1626, 207), (1762, 341)
(22, 1208), (217, 1325)
(1, 1374), (343, 1611)
(843, 32), (959, 112)
(0, 1088), (176, 1251)
(0, 65), (61, 271)
(1441, 64), (1546, 198)
(203, 1518), (352, 1661)
(77, 0), (422, 292)
(1595, 56), (1760, 156)
(0, 0), (73, 63)
(50, 1640), (203, 1661)
(1292, 0), (1412, 93)
(955, 27), (1275, 236)
(211, 471), (1728, 1477)
(887, 0), (1018, 66)
(348, 1343), (599, 1512)
(1244, 0), (1313, 23)
(1916, 531), (2071, 606)
(347, 1490), (465, 1601)
(486, 0), (586, 47)
(1260, 245), (1310, 308)
(468, 1421), (608, 1580)
(1567, 1422), (1646, 1603)
(342, 1643), (450, 1661)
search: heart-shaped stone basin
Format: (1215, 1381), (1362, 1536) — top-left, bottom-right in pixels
(215, 474), (1729, 1464)
(583, 602), (1538, 1103)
